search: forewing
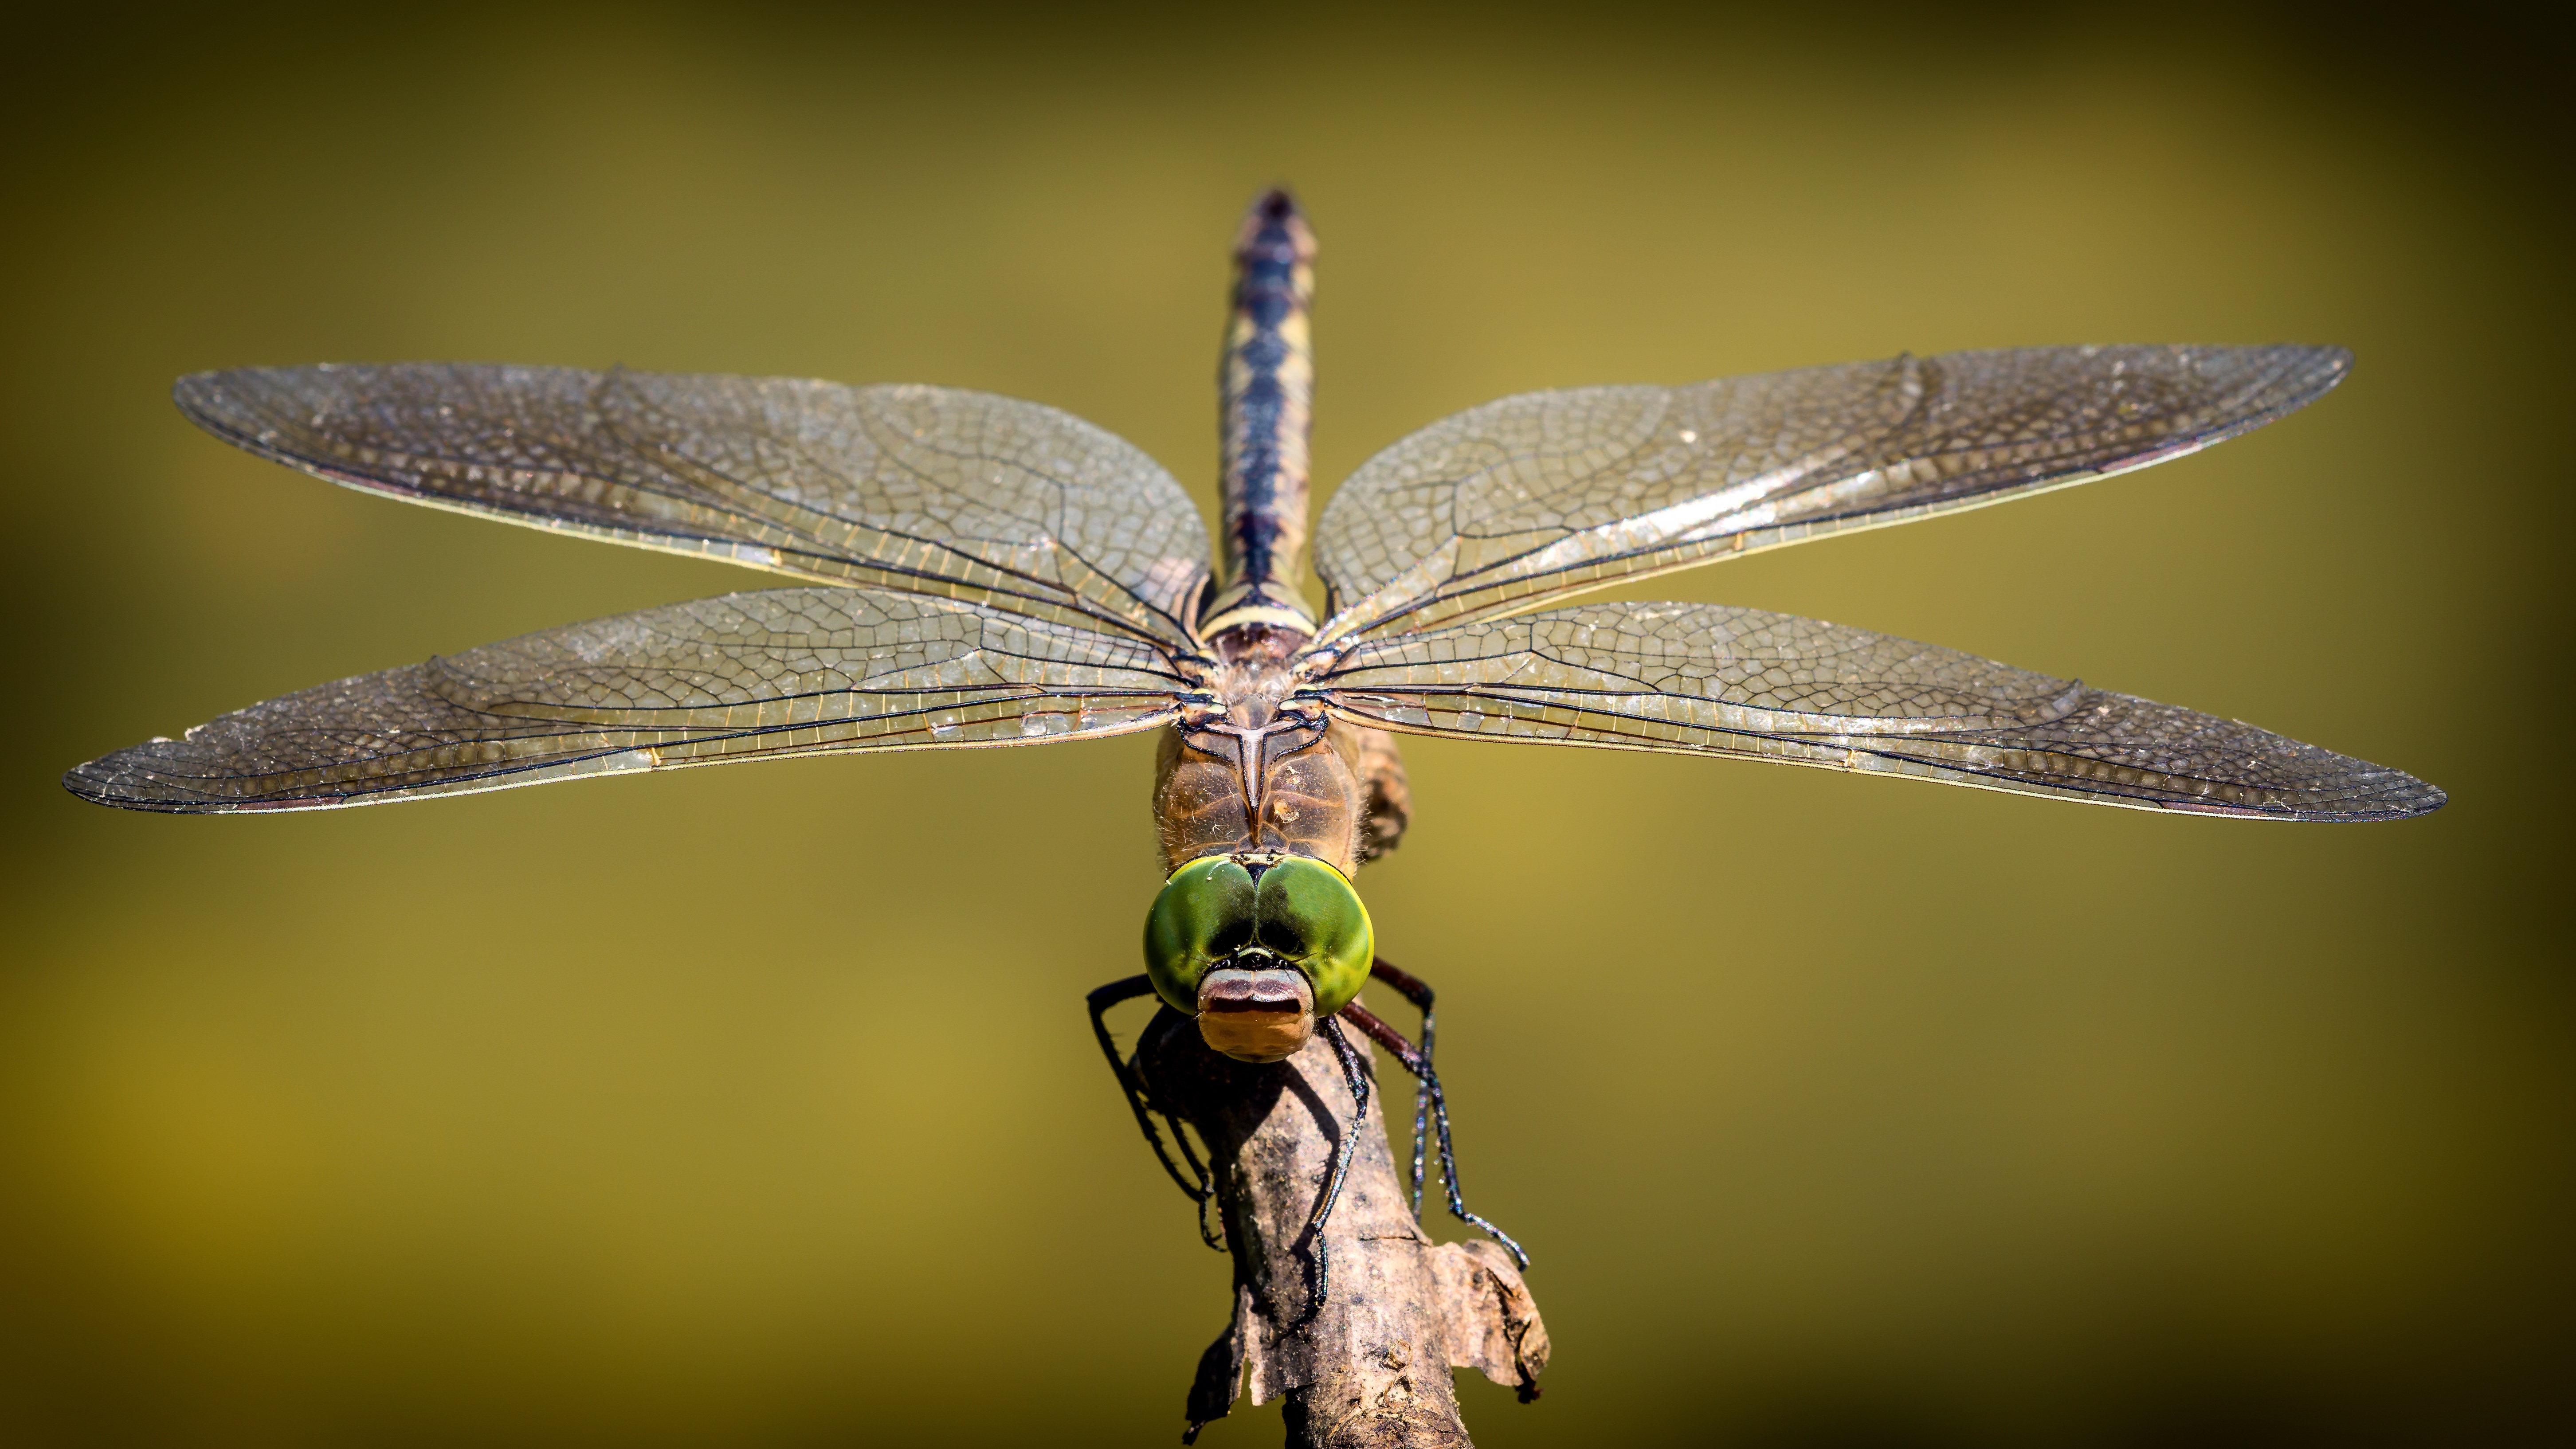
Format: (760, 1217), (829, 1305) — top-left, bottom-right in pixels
(64, 588), (1185, 813)
(1312, 345), (2347, 642)
(175, 365), (1212, 647)
(1316, 602), (2441, 820)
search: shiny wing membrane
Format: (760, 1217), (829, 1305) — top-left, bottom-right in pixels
(1317, 603), (2441, 820)
(174, 365), (1212, 648)
(1312, 345), (2346, 643)
(65, 587), (1186, 813)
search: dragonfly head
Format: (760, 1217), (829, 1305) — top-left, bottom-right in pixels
(1142, 853), (1372, 1063)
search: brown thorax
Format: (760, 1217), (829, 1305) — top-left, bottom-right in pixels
(1159, 622), (1364, 876)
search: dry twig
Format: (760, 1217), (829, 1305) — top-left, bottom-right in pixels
(1135, 1004), (1548, 1447)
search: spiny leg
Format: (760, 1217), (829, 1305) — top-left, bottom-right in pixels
(1307, 1014), (1374, 1311)
(1341, 998), (1532, 1270)
(1369, 958), (1438, 1214)
(1086, 975), (1222, 1249)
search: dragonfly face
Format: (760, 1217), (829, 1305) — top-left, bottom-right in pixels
(1142, 853), (1374, 1062)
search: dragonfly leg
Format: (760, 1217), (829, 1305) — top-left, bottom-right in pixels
(1308, 1014), (1373, 1310)
(1086, 975), (1223, 1249)
(1342, 995), (1532, 1271)
(1368, 957), (1437, 1214)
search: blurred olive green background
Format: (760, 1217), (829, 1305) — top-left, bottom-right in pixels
(3, 4), (2566, 1445)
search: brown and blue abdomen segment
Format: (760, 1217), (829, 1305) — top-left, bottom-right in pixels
(1204, 190), (1319, 635)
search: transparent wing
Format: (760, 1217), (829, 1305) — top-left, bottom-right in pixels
(175, 365), (1212, 648)
(64, 588), (1185, 813)
(1312, 345), (2347, 643)
(1315, 602), (2442, 821)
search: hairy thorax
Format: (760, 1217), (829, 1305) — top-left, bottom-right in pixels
(1155, 626), (1408, 877)
(1155, 717), (1371, 875)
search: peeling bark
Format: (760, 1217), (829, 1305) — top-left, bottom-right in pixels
(1136, 1003), (1548, 1446)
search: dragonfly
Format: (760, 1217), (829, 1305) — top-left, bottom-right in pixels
(63, 189), (2444, 1308)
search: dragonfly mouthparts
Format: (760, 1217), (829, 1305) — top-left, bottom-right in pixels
(1199, 960), (1304, 1008)
(1196, 962), (1316, 1064)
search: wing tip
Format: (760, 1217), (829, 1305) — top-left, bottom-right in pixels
(60, 760), (114, 807)
(62, 754), (208, 814)
(170, 367), (268, 447)
(2279, 341), (2356, 403)
(2160, 769), (2445, 823)
(63, 758), (359, 815)
(2318, 757), (2446, 823)
(63, 741), (329, 815)
(2362, 774), (2447, 821)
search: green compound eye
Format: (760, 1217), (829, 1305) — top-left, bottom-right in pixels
(1142, 856), (1257, 1012)
(1251, 855), (1373, 1017)
(1141, 854), (1376, 1019)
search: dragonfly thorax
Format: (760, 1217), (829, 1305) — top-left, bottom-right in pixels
(1154, 706), (1370, 877)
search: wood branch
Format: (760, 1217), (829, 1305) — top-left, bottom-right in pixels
(1135, 1002), (1548, 1447)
